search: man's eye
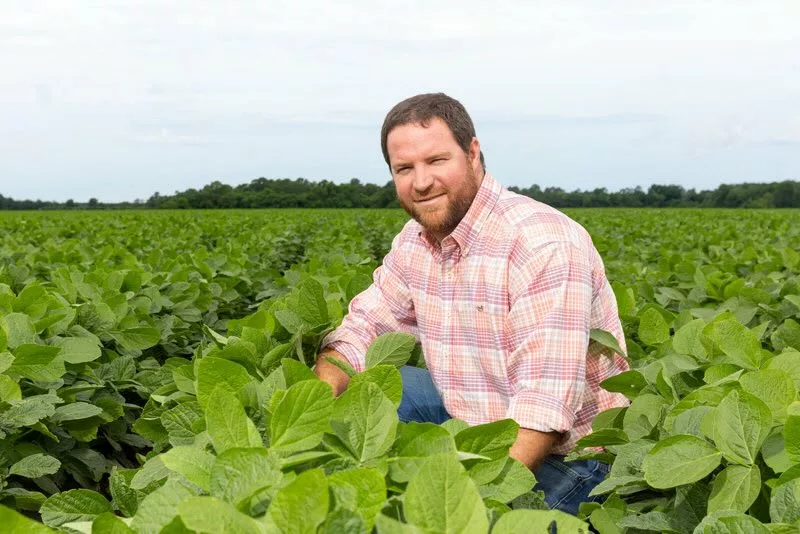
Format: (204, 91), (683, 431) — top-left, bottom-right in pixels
(432, 158), (446, 164)
(396, 167), (410, 174)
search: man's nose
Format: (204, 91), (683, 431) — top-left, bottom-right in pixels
(412, 166), (434, 192)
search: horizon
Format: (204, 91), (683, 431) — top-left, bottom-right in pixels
(2, 174), (797, 206)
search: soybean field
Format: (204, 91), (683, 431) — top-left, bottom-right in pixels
(1, 208), (799, 533)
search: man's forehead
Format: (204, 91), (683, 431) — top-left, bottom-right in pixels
(386, 119), (457, 161)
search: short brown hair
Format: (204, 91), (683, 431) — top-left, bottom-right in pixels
(380, 93), (485, 171)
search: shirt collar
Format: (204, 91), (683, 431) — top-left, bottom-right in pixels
(417, 172), (503, 257)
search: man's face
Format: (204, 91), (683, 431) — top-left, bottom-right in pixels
(386, 118), (483, 242)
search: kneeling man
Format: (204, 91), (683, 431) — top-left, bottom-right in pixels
(315, 93), (630, 515)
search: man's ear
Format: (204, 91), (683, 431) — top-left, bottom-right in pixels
(469, 137), (482, 172)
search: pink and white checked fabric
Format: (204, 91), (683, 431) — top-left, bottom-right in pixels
(323, 173), (630, 454)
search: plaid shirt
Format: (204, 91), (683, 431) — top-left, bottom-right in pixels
(323, 173), (629, 454)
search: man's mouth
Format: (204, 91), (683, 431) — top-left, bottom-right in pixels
(415, 194), (445, 205)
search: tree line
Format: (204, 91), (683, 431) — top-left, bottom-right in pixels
(2, 177), (800, 210)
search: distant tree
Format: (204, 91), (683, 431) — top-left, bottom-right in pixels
(3, 177), (800, 210)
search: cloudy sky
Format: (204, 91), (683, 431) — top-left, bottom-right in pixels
(2, 1), (798, 202)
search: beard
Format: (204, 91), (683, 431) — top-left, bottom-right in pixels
(399, 163), (480, 242)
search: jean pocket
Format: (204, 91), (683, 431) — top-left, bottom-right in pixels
(534, 457), (609, 515)
(544, 456), (596, 481)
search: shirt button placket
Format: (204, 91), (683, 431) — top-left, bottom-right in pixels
(442, 256), (452, 323)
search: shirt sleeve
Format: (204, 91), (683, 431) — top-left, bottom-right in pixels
(320, 233), (417, 373)
(504, 240), (593, 434)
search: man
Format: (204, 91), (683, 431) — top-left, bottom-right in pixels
(314, 93), (629, 515)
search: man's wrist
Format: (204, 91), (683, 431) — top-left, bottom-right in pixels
(314, 349), (350, 396)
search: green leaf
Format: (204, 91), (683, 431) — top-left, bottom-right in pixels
(623, 394), (668, 440)
(0, 350), (13, 373)
(267, 468), (329, 534)
(707, 464), (761, 514)
(704, 364), (741, 384)
(642, 435), (722, 489)
(0, 504), (56, 533)
(740, 369), (796, 422)
(40, 489), (112, 528)
(713, 390), (772, 466)
(766, 351), (800, 392)
(9, 453), (61, 478)
(599, 370), (647, 400)
(441, 419), (470, 436)
(349, 365), (403, 406)
(195, 357), (254, 410)
(0, 374), (21, 402)
(130, 456), (169, 490)
(177, 496), (264, 534)
(389, 422), (458, 483)
(786, 409), (800, 464)
(638, 308), (670, 346)
(109, 468), (145, 518)
(203, 324), (229, 346)
(130, 478), (198, 534)
(672, 406), (715, 439)
(328, 468), (386, 531)
(492, 510), (590, 533)
(365, 332), (416, 369)
(160, 445), (215, 491)
(617, 511), (676, 532)
(770, 478), (800, 525)
(295, 278), (329, 327)
(9, 344), (64, 382)
(612, 282), (635, 317)
(210, 448), (282, 509)
(3, 312), (37, 348)
(588, 507), (624, 534)
(694, 511), (771, 533)
(477, 457), (536, 503)
(269, 380), (333, 453)
(375, 514), (423, 533)
(455, 419), (519, 460)
(673, 319), (708, 359)
(330, 382), (397, 462)
(110, 327), (160, 351)
(53, 336), (102, 364)
(0, 396), (58, 437)
(51, 402), (104, 423)
(703, 313), (761, 370)
(92, 513), (135, 534)
(772, 319), (800, 352)
(274, 309), (305, 334)
(590, 328), (626, 357)
(281, 357), (317, 386)
(762, 432), (792, 474)
(161, 402), (205, 446)
(346, 274), (372, 302)
(404, 454), (488, 534)
(0, 320), (7, 352)
(205, 386), (262, 454)
(320, 509), (366, 533)
(575, 428), (629, 447)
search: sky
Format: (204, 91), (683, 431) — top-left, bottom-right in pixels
(1, 1), (799, 203)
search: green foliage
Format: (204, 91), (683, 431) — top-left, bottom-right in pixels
(2, 208), (800, 531)
(562, 209), (800, 532)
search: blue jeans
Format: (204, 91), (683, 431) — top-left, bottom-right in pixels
(398, 366), (609, 516)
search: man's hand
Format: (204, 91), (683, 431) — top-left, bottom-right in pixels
(313, 349), (351, 396)
(509, 427), (561, 471)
